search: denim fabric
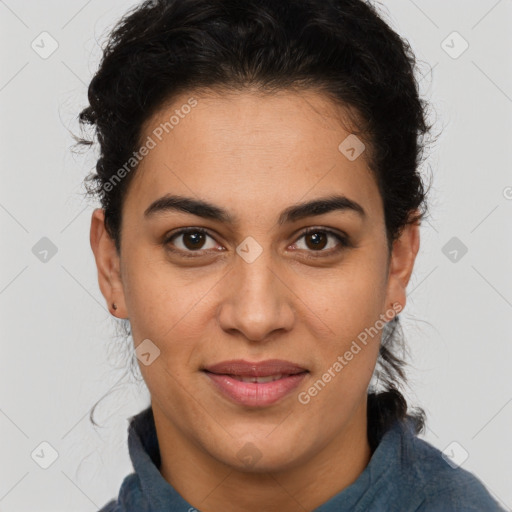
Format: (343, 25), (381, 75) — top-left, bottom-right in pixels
(98, 406), (505, 512)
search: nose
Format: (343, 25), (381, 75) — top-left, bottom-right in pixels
(217, 247), (295, 343)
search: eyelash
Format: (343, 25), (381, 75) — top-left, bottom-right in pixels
(163, 227), (352, 259)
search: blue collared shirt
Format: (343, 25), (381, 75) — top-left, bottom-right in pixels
(98, 406), (505, 511)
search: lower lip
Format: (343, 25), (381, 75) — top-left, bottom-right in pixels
(203, 371), (307, 407)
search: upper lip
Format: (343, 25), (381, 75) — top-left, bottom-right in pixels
(203, 359), (308, 377)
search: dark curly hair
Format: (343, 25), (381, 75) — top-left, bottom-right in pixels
(76, 0), (436, 451)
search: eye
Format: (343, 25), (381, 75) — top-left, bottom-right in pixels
(290, 227), (350, 257)
(164, 227), (222, 257)
(163, 227), (351, 258)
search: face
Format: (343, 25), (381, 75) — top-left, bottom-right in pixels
(90, 88), (419, 475)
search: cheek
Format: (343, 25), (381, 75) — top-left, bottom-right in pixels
(301, 258), (388, 339)
(296, 256), (387, 397)
(121, 247), (210, 336)
(298, 279), (385, 417)
(122, 255), (224, 399)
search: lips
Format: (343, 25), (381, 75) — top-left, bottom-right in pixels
(203, 359), (308, 378)
(202, 359), (308, 407)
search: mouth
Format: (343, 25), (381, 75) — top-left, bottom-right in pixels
(220, 373), (293, 383)
(201, 359), (309, 407)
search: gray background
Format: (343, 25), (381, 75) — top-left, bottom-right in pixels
(1, 0), (511, 510)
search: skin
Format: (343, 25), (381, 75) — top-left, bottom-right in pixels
(90, 88), (420, 512)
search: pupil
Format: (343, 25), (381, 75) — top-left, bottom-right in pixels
(307, 232), (327, 250)
(184, 232), (205, 250)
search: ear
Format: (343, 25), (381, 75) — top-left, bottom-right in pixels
(383, 213), (421, 317)
(90, 208), (127, 317)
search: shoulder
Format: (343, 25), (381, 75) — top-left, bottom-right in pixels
(98, 498), (117, 512)
(394, 420), (504, 511)
(97, 473), (149, 512)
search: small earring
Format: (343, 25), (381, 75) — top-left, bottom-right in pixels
(112, 303), (118, 311)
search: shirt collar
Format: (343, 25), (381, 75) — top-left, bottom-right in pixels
(126, 405), (194, 510)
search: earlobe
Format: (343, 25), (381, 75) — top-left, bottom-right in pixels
(90, 208), (126, 317)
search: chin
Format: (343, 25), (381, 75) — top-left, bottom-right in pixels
(210, 433), (309, 474)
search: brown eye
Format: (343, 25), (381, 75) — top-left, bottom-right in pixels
(164, 228), (219, 255)
(304, 231), (328, 250)
(181, 231), (207, 250)
(292, 228), (350, 256)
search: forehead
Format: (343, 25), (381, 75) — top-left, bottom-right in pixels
(124, 89), (383, 224)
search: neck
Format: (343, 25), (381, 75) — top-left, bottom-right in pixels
(154, 399), (372, 512)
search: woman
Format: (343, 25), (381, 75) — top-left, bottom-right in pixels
(78, 0), (504, 510)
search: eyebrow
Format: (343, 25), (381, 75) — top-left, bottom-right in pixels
(144, 193), (366, 225)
